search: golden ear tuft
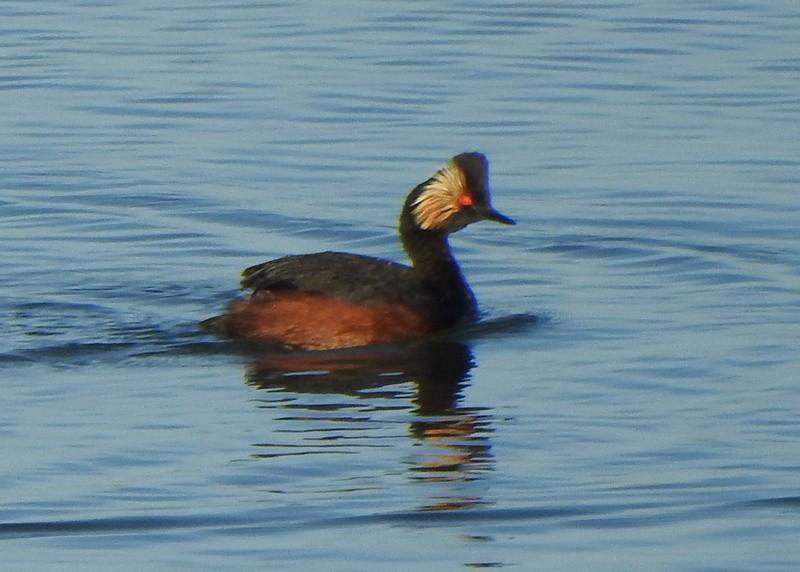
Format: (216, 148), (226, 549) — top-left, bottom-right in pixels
(411, 161), (468, 230)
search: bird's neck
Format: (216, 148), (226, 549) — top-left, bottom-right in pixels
(398, 200), (477, 322)
(399, 217), (456, 276)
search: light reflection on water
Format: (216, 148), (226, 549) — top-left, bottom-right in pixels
(246, 339), (494, 511)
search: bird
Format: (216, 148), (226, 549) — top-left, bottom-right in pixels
(202, 152), (514, 350)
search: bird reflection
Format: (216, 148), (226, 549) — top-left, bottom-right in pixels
(243, 338), (494, 509)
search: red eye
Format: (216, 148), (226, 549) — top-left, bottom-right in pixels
(458, 194), (473, 206)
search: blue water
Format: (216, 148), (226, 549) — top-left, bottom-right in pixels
(2, 1), (800, 569)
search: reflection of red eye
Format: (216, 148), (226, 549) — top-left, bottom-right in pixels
(458, 194), (473, 206)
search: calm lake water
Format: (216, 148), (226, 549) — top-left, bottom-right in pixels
(2, 1), (800, 569)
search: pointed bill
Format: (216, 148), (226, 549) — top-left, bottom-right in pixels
(481, 206), (515, 225)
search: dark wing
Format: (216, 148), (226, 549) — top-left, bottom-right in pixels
(240, 251), (420, 306)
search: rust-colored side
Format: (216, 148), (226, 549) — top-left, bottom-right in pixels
(206, 291), (429, 350)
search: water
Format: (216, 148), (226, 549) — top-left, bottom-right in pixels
(2, 1), (800, 569)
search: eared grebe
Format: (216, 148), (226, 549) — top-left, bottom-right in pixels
(203, 152), (514, 350)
